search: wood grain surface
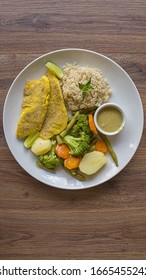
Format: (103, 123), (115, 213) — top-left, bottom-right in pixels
(0, 0), (146, 260)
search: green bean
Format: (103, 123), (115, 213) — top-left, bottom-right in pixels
(99, 132), (119, 167)
(90, 136), (99, 145)
(87, 136), (99, 152)
(72, 106), (98, 115)
(60, 111), (79, 137)
(76, 168), (88, 179)
(88, 144), (96, 152)
(67, 116), (73, 122)
(36, 161), (56, 173)
(63, 166), (87, 181)
(56, 135), (63, 144)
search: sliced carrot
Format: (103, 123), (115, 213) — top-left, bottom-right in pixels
(64, 156), (81, 169)
(88, 114), (98, 134)
(95, 139), (107, 153)
(55, 143), (70, 159)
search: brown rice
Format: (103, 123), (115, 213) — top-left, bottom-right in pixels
(61, 64), (112, 111)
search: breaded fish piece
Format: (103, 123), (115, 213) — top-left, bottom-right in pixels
(40, 70), (68, 139)
(16, 76), (50, 139)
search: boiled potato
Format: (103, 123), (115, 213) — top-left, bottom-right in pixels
(79, 151), (107, 175)
(31, 137), (52, 155)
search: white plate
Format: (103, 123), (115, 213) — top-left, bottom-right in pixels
(3, 48), (144, 190)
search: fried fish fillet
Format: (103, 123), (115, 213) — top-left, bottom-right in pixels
(16, 76), (50, 139)
(40, 70), (68, 139)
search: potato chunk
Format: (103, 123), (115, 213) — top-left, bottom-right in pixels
(79, 151), (107, 175)
(31, 137), (52, 156)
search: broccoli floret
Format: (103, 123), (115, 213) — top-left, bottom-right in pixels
(64, 134), (91, 157)
(38, 144), (61, 169)
(70, 114), (93, 139)
(63, 114), (93, 157)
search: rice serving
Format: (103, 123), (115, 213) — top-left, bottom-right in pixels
(61, 64), (112, 111)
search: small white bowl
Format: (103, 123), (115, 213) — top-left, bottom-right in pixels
(94, 103), (126, 136)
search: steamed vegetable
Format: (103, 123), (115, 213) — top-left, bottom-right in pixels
(55, 143), (70, 159)
(36, 161), (56, 173)
(56, 135), (63, 144)
(63, 113), (93, 157)
(64, 155), (81, 169)
(88, 113), (98, 134)
(63, 166), (87, 181)
(31, 137), (52, 155)
(37, 142), (61, 169)
(24, 132), (39, 148)
(70, 113), (93, 139)
(73, 106), (97, 115)
(60, 111), (79, 138)
(63, 134), (91, 157)
(95, 139), (107, 153)
(79, 151), (107, 175)
(99, 132), (119, 167)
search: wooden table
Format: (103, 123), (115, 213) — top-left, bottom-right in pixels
(0, 0), (146, 260)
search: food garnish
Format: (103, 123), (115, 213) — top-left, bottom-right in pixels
(45, 62), (63, 79)
(78, 78), (94, 100)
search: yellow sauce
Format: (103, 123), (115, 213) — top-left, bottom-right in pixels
(97, 106), (123, 132)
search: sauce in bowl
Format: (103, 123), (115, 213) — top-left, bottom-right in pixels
(97, 106), (123, 133)
(94, 103), (125, 136)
